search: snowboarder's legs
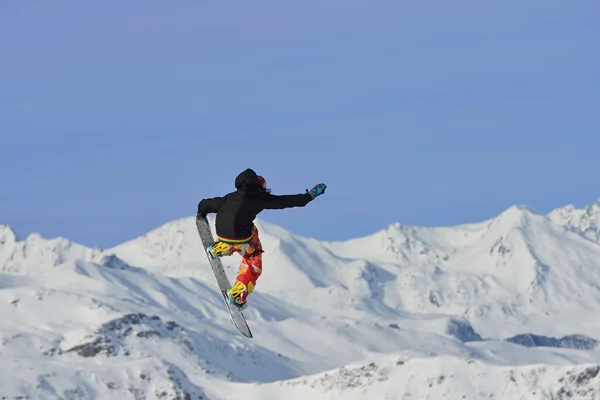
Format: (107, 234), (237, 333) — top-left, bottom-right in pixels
(228, 255), (262, 307)
(209, 226), (263, 309)
(228, 226), (263, 308)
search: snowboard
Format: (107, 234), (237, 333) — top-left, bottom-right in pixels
(195, 216), (253, 338)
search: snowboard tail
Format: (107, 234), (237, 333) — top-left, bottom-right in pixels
(195, 216), (253, 338)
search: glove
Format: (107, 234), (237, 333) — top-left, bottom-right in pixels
(307, 183), (327, 199)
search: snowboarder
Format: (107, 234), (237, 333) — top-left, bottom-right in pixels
(197, 168), (327, 310)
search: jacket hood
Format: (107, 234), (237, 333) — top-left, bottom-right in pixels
(235, 168), (262, 190)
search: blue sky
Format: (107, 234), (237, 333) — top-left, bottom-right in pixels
(1, 0), (599, 248)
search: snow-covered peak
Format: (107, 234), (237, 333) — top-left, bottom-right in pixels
(0, 228), (98, 275)
(104, 216), (307, 281)
(107, 216), (203, 271)
(320, 201), (600, 325)
(487, 204), (539, 228)
(323, 204), (539, 267)
(0, 225), (18, 245)
(547, 198), (600, 242)
(107, 216), (364, 303)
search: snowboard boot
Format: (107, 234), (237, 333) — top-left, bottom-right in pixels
(226, 281), (248, 311)
(207, 241), (233, 259)
(207, 241), (249, 260)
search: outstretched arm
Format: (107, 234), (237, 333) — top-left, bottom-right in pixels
(197, 196), (225, 216)
(262, 193), (313, 210)
(261, 183), (327, 210)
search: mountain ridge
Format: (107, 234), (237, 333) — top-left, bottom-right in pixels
(3, 198), (600, 254)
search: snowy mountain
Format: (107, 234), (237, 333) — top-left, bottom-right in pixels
(2, 200), (600, 399)
(547, 200), (600, 243)
(0, 225), (104, 275)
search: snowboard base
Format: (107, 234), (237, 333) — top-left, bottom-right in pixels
(195, 216), (253, 338)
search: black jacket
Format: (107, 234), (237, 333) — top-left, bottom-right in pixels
(197, 168), (313, 242)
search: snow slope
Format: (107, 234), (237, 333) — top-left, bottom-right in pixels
(1, 200), (600, 399)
